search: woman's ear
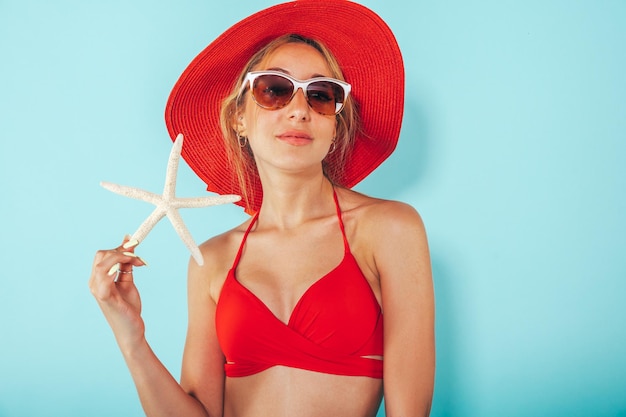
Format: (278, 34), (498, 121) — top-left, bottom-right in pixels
(233, 114), (247, 137)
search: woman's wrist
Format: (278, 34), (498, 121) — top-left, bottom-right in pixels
(116, 332), (150, 361)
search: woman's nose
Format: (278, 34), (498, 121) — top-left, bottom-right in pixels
(287, 87), (311, 119)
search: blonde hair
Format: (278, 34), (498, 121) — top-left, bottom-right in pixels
(219, 34), (360, 211)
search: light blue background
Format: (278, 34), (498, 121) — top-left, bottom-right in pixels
(1, 1), (624, 416)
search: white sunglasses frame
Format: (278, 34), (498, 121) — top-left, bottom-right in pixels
(239, 70), (352, 115)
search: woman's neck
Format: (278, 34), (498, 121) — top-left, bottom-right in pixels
(256, 173), (335, 230)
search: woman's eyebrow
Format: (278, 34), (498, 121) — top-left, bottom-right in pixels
(266, 67), (328, 79)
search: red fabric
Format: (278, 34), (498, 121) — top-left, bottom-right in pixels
(215, 192), (383, 378)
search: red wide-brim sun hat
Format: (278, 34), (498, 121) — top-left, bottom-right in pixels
(165, 0), (404, 212)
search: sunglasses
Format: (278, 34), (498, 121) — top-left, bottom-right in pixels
(240, 71), (352, 116)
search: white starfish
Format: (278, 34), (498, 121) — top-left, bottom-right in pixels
(101, 133), (241, 266)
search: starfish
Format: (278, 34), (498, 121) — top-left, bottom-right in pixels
(101, 133), (241, 266)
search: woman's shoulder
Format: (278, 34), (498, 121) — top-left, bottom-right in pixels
(336, 187), (428, 284)
(198, 222), (247, 261)
(186, 217), (254, 301)
(336, 187), (425, 233)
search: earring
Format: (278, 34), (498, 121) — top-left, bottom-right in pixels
(328, 140), (337, 154)
(237, 134), (248, 148)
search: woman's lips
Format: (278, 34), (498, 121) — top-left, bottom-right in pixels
(276, 131), (313, 146)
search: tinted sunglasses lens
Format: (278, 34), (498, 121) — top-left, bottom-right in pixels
(307, 81), (345, 115)
(252, 75), (294, 109)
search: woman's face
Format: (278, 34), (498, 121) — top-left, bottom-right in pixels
(238, 42), (337, 181)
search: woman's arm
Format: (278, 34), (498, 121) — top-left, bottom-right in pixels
(89, 237), (220, 417)
(373, 202), (435, 417)
(179, 248), (227, 417)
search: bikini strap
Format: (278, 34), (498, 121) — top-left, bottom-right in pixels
(332, 188), (350, 252)
(231, 211), (259, 269)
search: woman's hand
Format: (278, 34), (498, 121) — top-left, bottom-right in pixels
(89, 235), (148, 353)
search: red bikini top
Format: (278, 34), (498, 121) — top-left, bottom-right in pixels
(215, 191), (383, 378)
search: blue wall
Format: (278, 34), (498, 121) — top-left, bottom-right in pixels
(1, 1), (624, 416)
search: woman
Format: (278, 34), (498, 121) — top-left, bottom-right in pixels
(89, 1), (434, 416)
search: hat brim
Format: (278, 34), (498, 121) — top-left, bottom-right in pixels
(165, 0), (404, 212)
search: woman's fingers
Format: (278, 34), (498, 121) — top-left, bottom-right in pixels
(114, 252), (148, 283)
(118, 235), (147, 271)
(93, 249), (146, 278)
(123, 238), (140, 250)
(89, 236), (148, 297)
